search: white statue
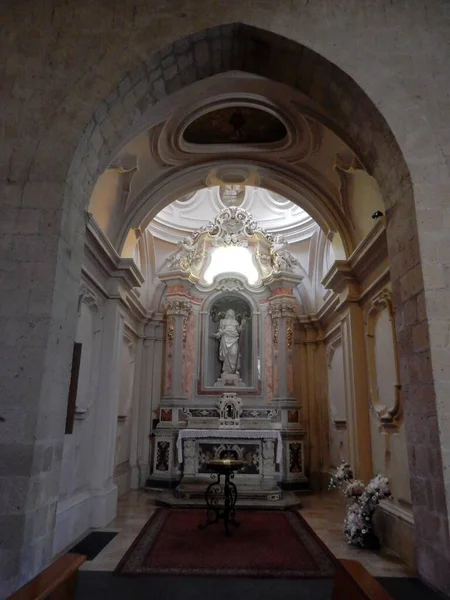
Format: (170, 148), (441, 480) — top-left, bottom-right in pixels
(271, 234), (300, 273)
(167, 236), (197, 271)
(214, 309), (246, 376)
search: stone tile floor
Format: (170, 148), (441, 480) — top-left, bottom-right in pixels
(79, 490), (415, 578)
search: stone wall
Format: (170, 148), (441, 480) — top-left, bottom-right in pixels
(1, 2), (450, 595)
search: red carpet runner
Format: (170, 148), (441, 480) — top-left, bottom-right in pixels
(116, 509), (335, 578)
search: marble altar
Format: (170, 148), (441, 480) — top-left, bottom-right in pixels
(176, 428), (283, 501)
(177, 429), (283, 463)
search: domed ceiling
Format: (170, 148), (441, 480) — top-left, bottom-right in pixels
(147, 185), (318, 243)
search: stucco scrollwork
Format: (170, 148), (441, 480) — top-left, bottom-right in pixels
(160, 207), (304, 288)
(78, 285), (99, 313)
(214, 276), (245, 293)
(365, 289), (402, 431)
(206, 206), (266, 242)
(286, 318), (293, 350)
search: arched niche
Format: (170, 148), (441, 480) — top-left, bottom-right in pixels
(365, 289), (402, 432)
(199, 288), (260, 392)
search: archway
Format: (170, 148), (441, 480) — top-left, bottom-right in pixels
(2, 10), (449, 596)
(65, 25), (443, 584)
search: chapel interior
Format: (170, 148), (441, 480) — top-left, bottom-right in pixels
(2, 3), (450, 600)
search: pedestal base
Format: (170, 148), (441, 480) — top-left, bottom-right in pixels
(214, 373), (246, 387)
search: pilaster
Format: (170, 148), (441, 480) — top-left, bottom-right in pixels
(296, 319), (329, 490)
(131, 318), (164, 487)
(323, 261), (373, 482)
(89, 298), (125, 526)
(163, 297), (192, 399)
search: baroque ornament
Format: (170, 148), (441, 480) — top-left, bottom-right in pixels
(78, 285), (98, 312)
(162, 207), (303, 280)
(166, 317), (174, 343)
(214, 277), (245, 293)
(268, 301), (297, 320)
(166, 237), (205, 273)
(164, 299), (192, 317)
(182, 315), (188, 348)
(286, 318), (293, 349)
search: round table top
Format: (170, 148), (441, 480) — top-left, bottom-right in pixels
(206, 459), (245, 472)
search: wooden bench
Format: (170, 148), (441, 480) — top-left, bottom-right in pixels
(7, 554), (86, 600)
(333, 559), (394, 600)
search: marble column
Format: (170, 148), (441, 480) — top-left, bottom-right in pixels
(89, 298), (125, 527)
(268, 292), (297, 402)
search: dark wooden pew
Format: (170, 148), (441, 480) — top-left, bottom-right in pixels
(333, 559), (394, 600)
(7, 554), (86, 600)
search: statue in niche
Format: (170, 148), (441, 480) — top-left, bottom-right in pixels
(271, 234), (300, 273)
(214, 309), (246, 375)
(213, 309), (247, 387)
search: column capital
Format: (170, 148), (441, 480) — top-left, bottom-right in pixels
(164, 298), (192, 317)
(268, 298), (297, 320)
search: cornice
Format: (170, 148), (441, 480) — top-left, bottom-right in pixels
(348, 220), (387, 283)
(321, 260), (357, 295)
(84, 214), (146, 314)
(126, 289), (148, 321)
(321, 221), (388, 301)
(316, 292), (340, 323)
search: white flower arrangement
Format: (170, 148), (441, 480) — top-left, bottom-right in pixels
(329, 462), (392, 547)
(343, 479), (365, 498)
(328, 461), (354, 490)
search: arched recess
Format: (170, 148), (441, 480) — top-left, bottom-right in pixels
(198, 283), (262, 391)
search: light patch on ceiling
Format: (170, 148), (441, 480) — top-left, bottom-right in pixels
(203, 245), (259, 285)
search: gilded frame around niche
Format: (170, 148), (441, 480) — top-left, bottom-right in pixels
(365, 289), (402, 432)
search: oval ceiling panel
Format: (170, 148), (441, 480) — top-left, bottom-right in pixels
(183, 106), (288, 145)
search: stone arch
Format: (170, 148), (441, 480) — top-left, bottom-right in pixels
(59, 23), (447, 591)
(3, 6), (450, 594)
(67, 24), (408, 202)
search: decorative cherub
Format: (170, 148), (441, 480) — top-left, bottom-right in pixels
(271, 234), (300, 273)
(167, 235), (197, 271)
